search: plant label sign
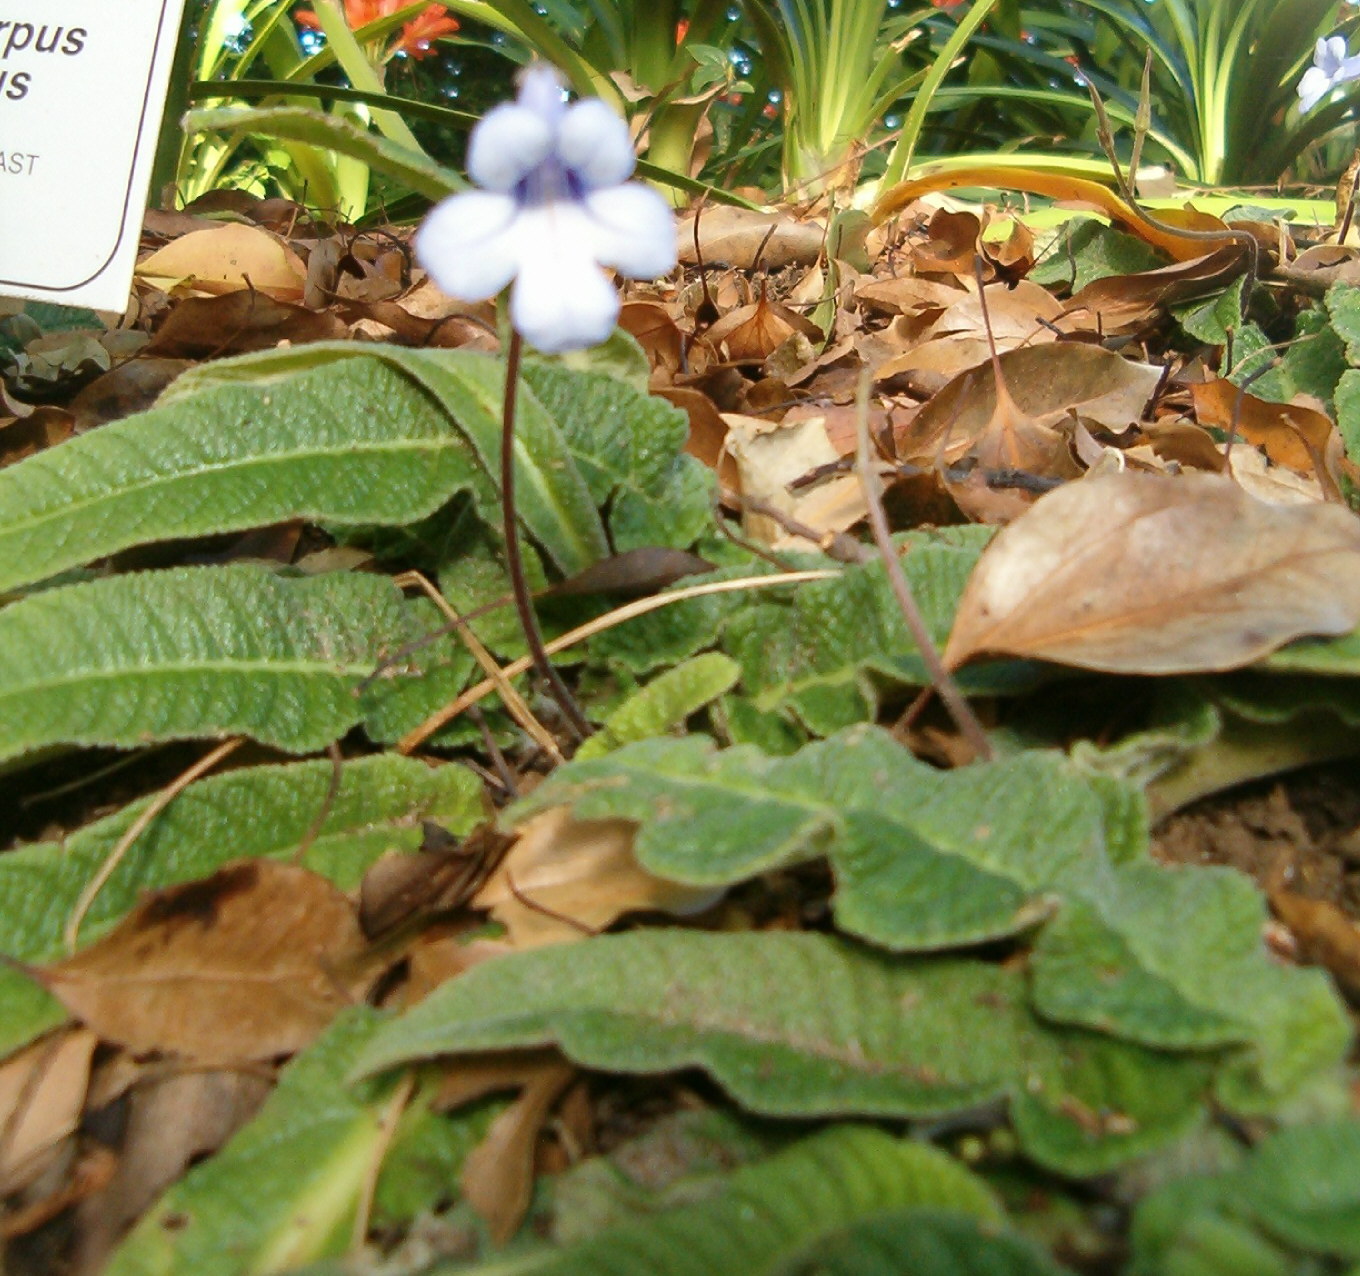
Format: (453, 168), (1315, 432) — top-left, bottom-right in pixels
(0, 1), (188, 313)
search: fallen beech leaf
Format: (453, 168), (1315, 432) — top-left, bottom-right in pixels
(943, 471), (1360, 674)
(912, 209), (984, 276)
(705, 289), (822, 363)
(147, 291), (348, 358)
(1058, 246), (1244, 335)
(0, 1027), (97, 1195)
(136, 224), (307, 300)
(900, 343), (1160, 467)
(1192, 380), (1337, 478)
(71, 1068), (271, 1273)
(36, 861), (375, 1064)
(473, 808), (719, 947)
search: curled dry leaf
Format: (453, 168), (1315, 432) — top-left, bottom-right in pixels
(474, 807), (720, 948)
(35, 861), (376, 1065)
(943, 470), (1360, 675)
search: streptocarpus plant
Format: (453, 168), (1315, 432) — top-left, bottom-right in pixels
(416, 61), (676, 735)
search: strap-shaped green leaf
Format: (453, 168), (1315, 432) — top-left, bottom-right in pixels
(166, 343), (611, 575)
(0, 564), (437, 766)
(350, 928), (1210, 1175)
(0, 356), (484, 596)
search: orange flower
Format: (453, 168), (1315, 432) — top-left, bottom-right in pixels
(295, 1), (458, 59)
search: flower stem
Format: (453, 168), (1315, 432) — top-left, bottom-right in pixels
(501, 332), (592, 742)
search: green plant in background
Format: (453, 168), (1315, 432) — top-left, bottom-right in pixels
(173, 0), (459, 217)
(1022, 0), (1360, 185)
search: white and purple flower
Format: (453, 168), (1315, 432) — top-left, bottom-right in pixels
(416, 64), (676, 353)
(1298, 35), (1360, 113)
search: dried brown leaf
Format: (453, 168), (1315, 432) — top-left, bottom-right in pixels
(35, 861), (376, 1064)
(943, 470), (1360, 674)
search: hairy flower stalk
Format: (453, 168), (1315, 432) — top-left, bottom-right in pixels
(416, 64), (676, 741)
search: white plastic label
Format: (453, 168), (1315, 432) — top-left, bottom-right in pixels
(0, 2), (188, 312)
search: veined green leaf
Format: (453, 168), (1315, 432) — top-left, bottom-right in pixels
(0, 754), (481, 1056)
(511, 726), (1134, 949)
(0, 564), (439, 767)
(167, 343), (611, 575)
(419, 1128), (1007, 1276)
(772, 1208), (1067, 1276)
(350, 929), (1209, 1175)
(0, 356), (482, 595)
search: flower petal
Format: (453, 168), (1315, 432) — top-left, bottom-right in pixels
(1320, 35), (1349, 75)
(510, 204), (620, 352)
(1299, 65), (1333, 111)
(558, 99), (636, 188)
(415, 191), (521, 300)
(467, 103), (554, 191)
(517, 63), (568, 121)
(584, 183), (678, 279)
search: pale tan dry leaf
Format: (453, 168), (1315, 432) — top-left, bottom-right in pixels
(473, 808), (719, 948)
(723, 411), (866, 548)
(0, 1027), (97, 1196)
(943, 470), (1360, 674)
(1227, 446), (1324, 506)
(676, 206), (825, 270)
(459, 1058), (575, 1244)
(71, 1068), (271, 1274)
(136, 225), (307, 300)
(37, 861), (375, 1064)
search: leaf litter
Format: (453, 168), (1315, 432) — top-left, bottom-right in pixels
(5, 171), (1360, 1273)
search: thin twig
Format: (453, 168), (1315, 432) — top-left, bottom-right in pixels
(394, 570), (563, 763)
(65, 738), (244, 953)
(501, 332), (592, 741)
(397, 570), (838, 754)
(852, 369), (993, 762)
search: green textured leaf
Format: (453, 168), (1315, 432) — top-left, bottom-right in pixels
(575, 654), (741, 760)
(0, 564), (446, 767)
(1327, 282), (1360, 366)
(520, 360), (715, 551)
(1251, 301), (1346, 407)
(420, 1127), (1004, 1275)
(1030, 863), (1350, 1108)
(106, 1008), (494, 1276)
(513, 726), (1138, 950)
(0, 754), (481, 1056)
(186, 104), (463, 199)
(772, 1208), (1068, 1276)
(0, 357), (481, 595)
(351, 929), (1208, 1174)
(1130, 1121), (1360, 1274)
(168, 343), (611, 575)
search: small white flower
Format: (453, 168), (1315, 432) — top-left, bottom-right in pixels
(416, 64), (676, 353)
(1298, 35), (1360, 112)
